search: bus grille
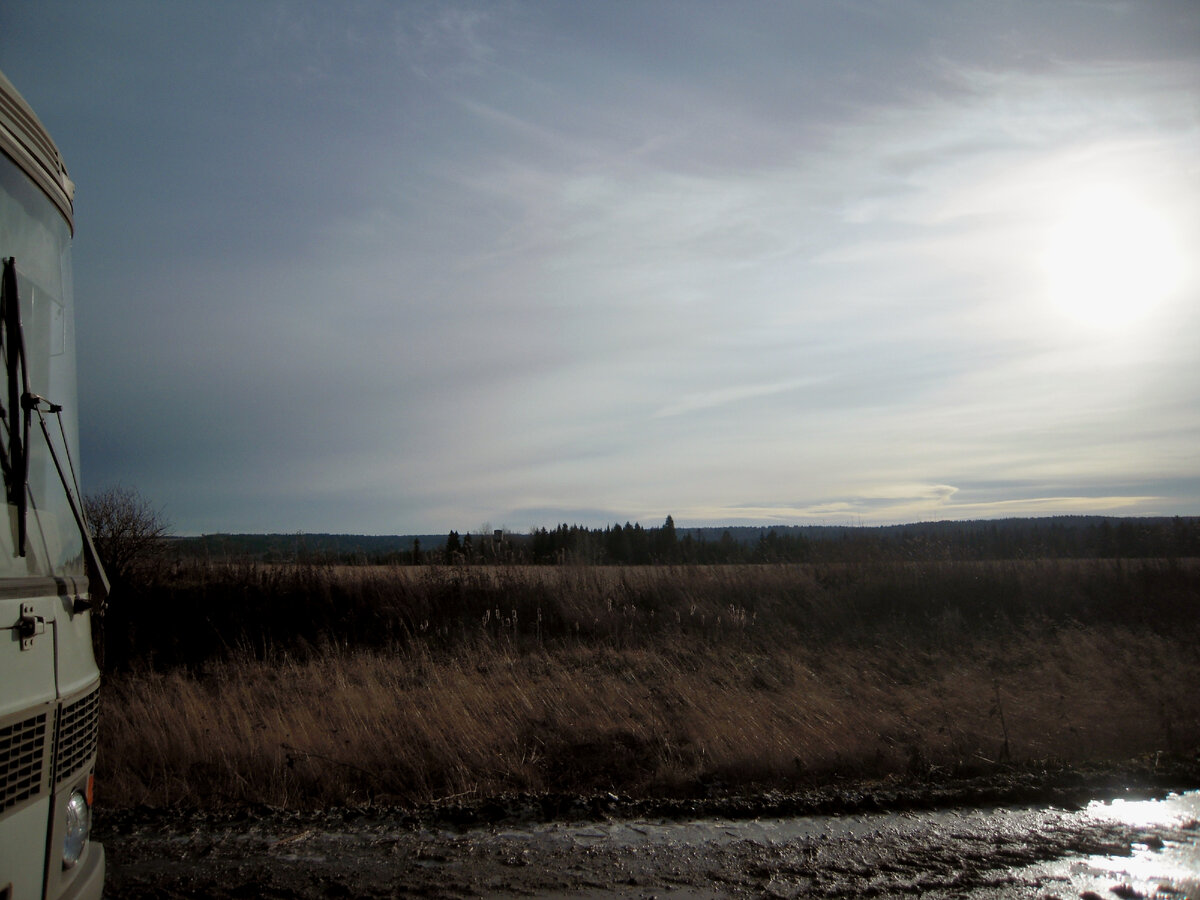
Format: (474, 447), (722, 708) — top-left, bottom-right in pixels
(0, 711), (49, 812)
(52, 688), (100, 785)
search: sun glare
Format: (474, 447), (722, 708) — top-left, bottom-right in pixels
(1042, 185), (1185, 330)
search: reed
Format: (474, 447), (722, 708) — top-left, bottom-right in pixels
(96, 559), (1200, 809)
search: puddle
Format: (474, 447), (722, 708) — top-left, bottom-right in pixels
(507, 791), (1200, 897)
(105, 788), (1200, 898)
(1039, 791), (1200, 897)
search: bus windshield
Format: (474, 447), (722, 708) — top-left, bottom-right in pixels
(0, 151), (83, 578)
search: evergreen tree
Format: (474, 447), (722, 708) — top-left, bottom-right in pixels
(656, 514), (678, 561)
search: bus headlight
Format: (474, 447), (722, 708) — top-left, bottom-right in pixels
(63, 790), (91, 868)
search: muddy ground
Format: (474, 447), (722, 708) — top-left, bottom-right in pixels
(97, 762), (1200, 899)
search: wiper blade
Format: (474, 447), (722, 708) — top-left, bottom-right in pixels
(1, 256), (30, 555)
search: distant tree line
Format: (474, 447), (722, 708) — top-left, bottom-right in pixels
(505, 515), (1200, 566)
(83, 490), (1200, 675)
(169, 515), (1200, 566)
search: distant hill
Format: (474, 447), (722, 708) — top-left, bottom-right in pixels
(680, 515), (1190, 544)
(168, 532), (446, 562)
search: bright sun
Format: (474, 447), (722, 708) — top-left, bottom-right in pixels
(1042, 185), (1185, 330)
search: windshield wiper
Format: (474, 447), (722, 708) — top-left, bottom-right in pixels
(27, 393), (110, 602)
(1, 256), (31, 555)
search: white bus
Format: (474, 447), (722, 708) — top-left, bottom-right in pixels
(0, 68), (106, 900)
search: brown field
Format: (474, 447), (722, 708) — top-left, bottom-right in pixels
(97, 559), (1200, 809)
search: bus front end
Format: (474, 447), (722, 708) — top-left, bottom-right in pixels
(0, 69), (105, 900)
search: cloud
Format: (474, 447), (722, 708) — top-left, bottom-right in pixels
(393, 5), (498, 81)
(654, 378), (828, 419)
(701, 492), (1162, 527)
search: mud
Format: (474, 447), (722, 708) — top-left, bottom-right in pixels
(98, 765), (1200, 898)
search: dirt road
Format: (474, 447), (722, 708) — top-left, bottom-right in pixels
(97, 773), (1200, 898)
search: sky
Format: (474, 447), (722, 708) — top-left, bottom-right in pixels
(1, 1), (1198, 536)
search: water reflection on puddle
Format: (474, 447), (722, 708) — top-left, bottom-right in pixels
(507, 790), (1200, 897)
(1088, 793), (1198, 829)
(1050, 791), (1200, 896)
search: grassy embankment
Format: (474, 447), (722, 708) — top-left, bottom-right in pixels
(98, 559), (1200, 809)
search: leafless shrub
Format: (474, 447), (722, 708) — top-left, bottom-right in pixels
(83, 485), (170, 585)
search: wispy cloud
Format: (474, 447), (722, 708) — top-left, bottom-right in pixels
(393, 5), (498, 81)
(654, 377), (827, 418)
(701, 492), (1162, 527)
(5, 1), (1197, 533)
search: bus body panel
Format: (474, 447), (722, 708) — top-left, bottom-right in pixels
(48, 580), (96, 698)
(0, 799), (53, 900)
(0, 593), (56, 718)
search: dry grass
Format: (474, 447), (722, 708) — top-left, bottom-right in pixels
(96, 560), (1200, 809)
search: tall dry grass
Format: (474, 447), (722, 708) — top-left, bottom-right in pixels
(97, 560), (1200, 809)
